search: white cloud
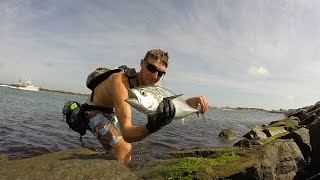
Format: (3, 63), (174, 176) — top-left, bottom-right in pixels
(286, 96), (295, 100)
(2, 1), (320, 109)
(247, 66), (270, 77)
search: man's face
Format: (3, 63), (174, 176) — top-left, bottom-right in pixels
(140, 59), (167, 85)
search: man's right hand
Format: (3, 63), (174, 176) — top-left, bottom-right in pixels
(146, 97), (175, 133)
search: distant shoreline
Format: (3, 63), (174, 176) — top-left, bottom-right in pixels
(39, 88), (90, 96)
(0, 83), (287, 113)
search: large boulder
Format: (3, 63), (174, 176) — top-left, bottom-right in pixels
(280, 127), (312, 163)
(306, 118), (320, 171)
(228, 139), (306, 180)
(148, 139), (306, 180)
(0, 148), (139, 180)
(218, 129), (237, 141)
(263, 127), (287, 137)
(243, 127), (268, 140)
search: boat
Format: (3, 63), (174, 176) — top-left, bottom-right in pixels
(8, 80), (40, 91)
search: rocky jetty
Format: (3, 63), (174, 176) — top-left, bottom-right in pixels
(137, 101), (320, 179)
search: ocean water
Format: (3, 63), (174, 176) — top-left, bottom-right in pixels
(0, 86), (285, 163)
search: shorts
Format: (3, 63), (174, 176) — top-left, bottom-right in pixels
(87, 113), (123, 151)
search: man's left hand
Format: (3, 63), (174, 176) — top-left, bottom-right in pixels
(185, 96), (209, 117)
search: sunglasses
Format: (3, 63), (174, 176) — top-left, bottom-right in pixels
(144, 61), (166, 77)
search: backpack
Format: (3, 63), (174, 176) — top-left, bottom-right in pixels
(61, 65), (139, 139)
(86, 65), (139, 101)
(62, 101), (87, 136)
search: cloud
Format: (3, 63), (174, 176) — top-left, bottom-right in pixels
(2, 1), (320, 109)
(286, 96), (295, 100)
(247, 66), (270, 77)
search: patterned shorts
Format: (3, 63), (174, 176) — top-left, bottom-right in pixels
(87, 113), (123, 151)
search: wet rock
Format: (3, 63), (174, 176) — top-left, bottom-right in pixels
(218, 129), (237, 141)
(299, 113), (316, 125)
(281, 127), (312, 163)
(288, 116), (300, 123)
(305, 101), (320, 113)
(233, 138), (262, 148)
(306, 118), (320, 170)
(268, 118), (299, 132)
(263, 127), (287, 137)
(306, 108), (320, 117)
(0, 148), (139, 180)
(231, 139), (306, 180)
(288, 109), (308, 121)
(0, 154), (7, 162)
(243, 127), (267, 140)
(157, 139), (306, 180)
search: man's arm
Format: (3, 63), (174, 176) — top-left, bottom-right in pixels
(112, 73), (151, 143)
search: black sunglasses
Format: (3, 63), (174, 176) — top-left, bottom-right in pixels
(144, 61), (166, 77)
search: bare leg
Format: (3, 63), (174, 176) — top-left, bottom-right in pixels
(111, 139), (132, 166)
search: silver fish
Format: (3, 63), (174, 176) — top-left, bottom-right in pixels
(126, 85), (199, 119)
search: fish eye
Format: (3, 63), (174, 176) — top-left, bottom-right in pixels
(140, 90), (147, 96)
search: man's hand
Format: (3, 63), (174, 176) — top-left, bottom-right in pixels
(146, 97), (175, 133)
(185, 96), (209, 117)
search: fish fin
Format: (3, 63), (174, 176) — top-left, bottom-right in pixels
(164, 94), (183, 101)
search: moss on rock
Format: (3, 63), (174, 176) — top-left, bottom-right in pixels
(151, 153), (240, 179)
(268, 118), (299, 131)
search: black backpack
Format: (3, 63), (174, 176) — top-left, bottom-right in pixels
(86, 65), (138, 101)
(62, 101), (87, 136)
(61, 65), (138, 138)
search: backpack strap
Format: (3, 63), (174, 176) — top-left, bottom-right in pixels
(125, 68), (139, 88)
(81, 103), (114, 114)
(90, 67), (139, 101)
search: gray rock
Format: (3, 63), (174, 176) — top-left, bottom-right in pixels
(306, 118), (320, 169)
(299, 113), (316, 125)
(243, 127), (268, 140)
(0, 148), (139, 180)
(280, 127), (312, 163)
(218, 129), (237, 141)
(263, 127), (287, 137)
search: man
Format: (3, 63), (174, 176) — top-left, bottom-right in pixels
(86, 49), (209, 165)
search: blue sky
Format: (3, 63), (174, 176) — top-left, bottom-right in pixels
(1, 0), (320, 110)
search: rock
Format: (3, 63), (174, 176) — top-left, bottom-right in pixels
(218, 129), (237, 141)
(243, 127), (267, 140)
(0, 148), (139, 180)
(306, 108), (320, 117)
(233, 138), (262, 148)
(230, 139), (306, 180)
(168, 147), (238, 158)
(306, 118), (320, 170)
(268, 118), (299, 132)
(0, 154), (7, 162)
(280, 128), (312, 163)
(288, 116), (300, 123)
(154, 139), (307, 180)
(288, 109), (308, 121)
(263, 127), (287, 137)
(299, 113), (316, 125)
(305, 101), (320, 114)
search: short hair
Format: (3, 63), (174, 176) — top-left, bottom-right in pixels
(143, 49), (169, 67)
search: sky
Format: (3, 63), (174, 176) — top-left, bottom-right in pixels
(1, 0), (320, 110)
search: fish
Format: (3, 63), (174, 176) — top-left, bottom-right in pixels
(125, 85), (199, 120)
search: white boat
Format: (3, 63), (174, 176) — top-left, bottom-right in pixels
(8, 81), (40, 91)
